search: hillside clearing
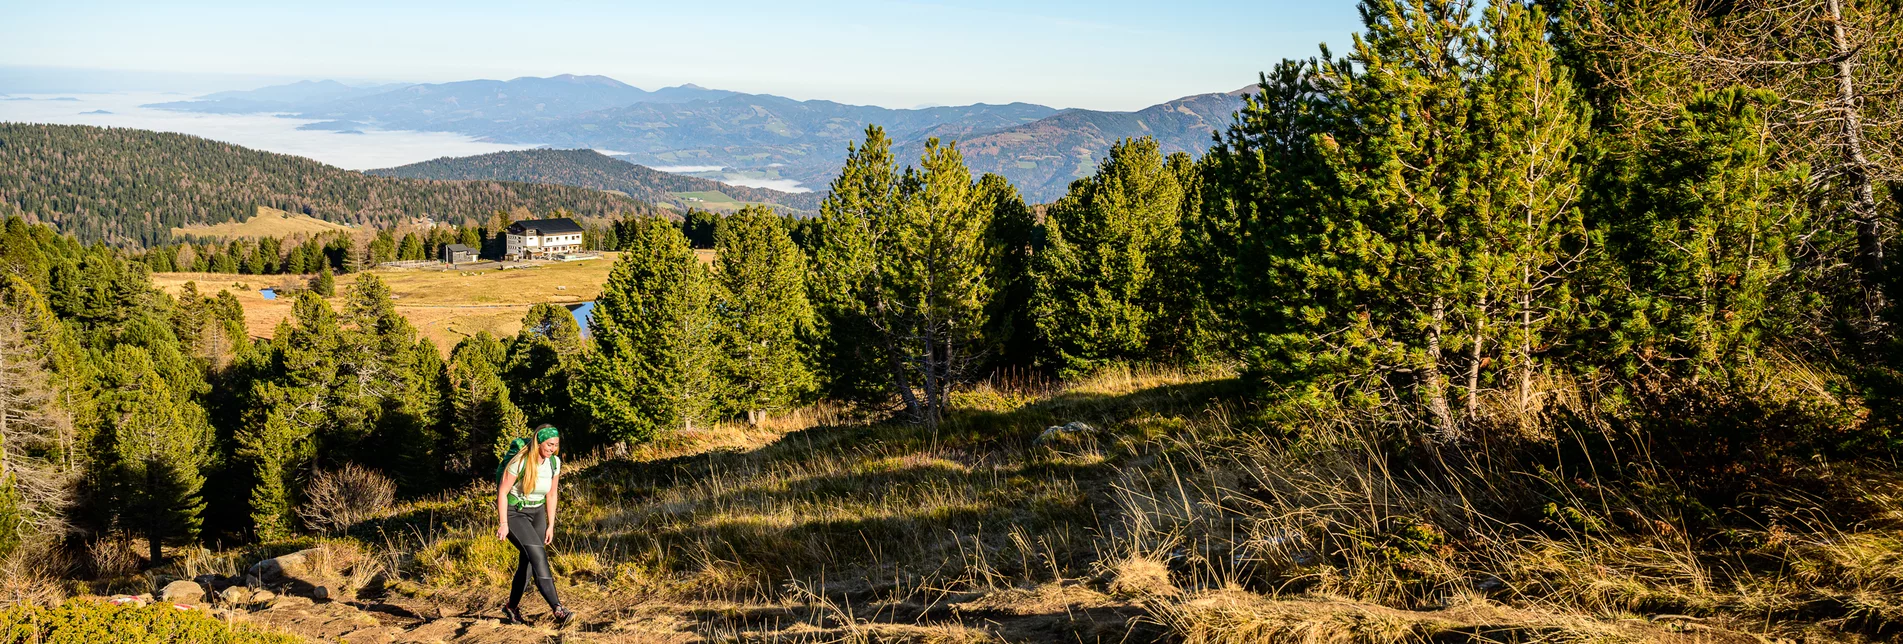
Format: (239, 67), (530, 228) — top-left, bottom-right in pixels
(171, 206), (355, 239)
(149, 256), (619, 351)
(670, 190), (776, 212)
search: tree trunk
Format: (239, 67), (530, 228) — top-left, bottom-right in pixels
(1518, 271), (1535, 432)
(146, 460), (163, 566)
(1466, 293), (1486, 418)
(1426, 296), (1460, 442)
(1828, 0), (1886, 316)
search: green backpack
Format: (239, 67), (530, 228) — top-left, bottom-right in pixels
(496, 437), (561, 484)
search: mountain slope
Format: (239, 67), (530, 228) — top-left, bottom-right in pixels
(501, 95), (1059, 171)
(151, 75), (740, 127)
(296, 75), (729, 130)
(916, 89), (1250, 202)
(143, 80), (405, 114)
(141, 74), (1252, 202)
(0, 124), (660, 246)
(369, 149), (824, 214)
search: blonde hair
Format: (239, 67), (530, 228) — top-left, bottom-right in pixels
(511, 444), (546, 496)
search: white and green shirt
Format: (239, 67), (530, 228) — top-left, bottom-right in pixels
(507, 455), (560, 508)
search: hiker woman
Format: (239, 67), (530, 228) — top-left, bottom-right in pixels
(496, 425), (573, 626)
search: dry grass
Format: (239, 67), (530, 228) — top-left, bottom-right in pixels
(172, 206), (353, 239)
(200, 363), (1903, 642)
(148, 254), (620, 352)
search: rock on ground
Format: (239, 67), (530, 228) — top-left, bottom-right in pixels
(158, 579), (205, 604)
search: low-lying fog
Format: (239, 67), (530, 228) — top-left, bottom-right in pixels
(0, 92), (539, 170)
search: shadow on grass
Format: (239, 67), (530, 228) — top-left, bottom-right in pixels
(546, 376), (1252, 586)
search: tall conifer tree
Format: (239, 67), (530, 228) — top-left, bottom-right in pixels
(1034, 138), (1187, 377)
(579, 218), (719, 442)
(714, 206), (815, 424)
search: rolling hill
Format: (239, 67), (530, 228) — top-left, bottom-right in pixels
(367, 149), (824, 215)
(0, 123), (662, 246)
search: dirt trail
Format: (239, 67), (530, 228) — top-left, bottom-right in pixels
(225, 588), (1779, 644)
(220, 584), (1155, 643)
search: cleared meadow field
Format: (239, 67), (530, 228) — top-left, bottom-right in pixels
(150, 254), (620, 353)
(171, 206), (355, 239)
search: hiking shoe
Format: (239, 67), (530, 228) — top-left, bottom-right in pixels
(500, 604), (525, 625)
(551, 606), (575, 627)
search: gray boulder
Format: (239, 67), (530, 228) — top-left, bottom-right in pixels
(1035, 421), (1097, 445)
(159, 579), (205, 604)
(219, 585), (253, 605)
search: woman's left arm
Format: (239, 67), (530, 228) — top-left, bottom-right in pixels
(543, 469), (560, 545)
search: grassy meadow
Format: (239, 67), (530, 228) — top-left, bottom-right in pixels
(107, 365), (1901, 643)
(171, 206), (355, 239)
(149, 256), (618, 352)
(672, 190), (777, 213)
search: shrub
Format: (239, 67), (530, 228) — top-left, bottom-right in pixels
(414, 534), (515, 588)
(0, 599), (298, 643)
(296, 464), (395, 534)
(87, 536), (138, 579)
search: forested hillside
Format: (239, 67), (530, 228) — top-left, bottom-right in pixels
(0, 124), (660, 246)
(369, 149), (823, 214)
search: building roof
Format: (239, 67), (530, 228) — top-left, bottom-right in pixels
(444, 243), (476, 253)
(508, 217), (584, 235)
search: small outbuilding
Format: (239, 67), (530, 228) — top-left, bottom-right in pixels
(441, 243), (478, 264)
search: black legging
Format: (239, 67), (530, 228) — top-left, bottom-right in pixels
(506, 506), (561, 610)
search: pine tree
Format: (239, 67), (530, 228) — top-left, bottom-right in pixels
(327, 273), (416, 465)
(1033, 138), (1187, 378)
(504, 304), (588, 446)
(813, 131), (992, 426)
(579, 217), (718, 443)
(977, 174), (1041, 372)
(682, 210), (720, 249)
(1201, 0), (1591, 442)
(1596, 88), (1805, 381)
(600, 225), (620, 252)
(405, 233), (427, 261)
(312, 267), (335, 297)
(459, 227), (482, 254)
(1464, 0), (1590, 421)
(714, 206), (815, 424)
(448, 333), (526, 476)
(98, 345), (211, 563)
(385, 336), (447, 494)
(257, 237), (283, 274)
(811, 127), (898, 404)
(238, 293), (336, 538)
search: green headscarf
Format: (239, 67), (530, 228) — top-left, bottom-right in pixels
(536, 426), (560, 444)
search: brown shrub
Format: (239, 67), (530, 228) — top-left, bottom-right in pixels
(87, 535), (138, 579)
(296, 464), (395, 534)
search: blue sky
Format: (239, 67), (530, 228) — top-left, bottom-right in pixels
(0, 0), (1361, 111)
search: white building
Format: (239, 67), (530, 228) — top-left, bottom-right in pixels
(505, 218), (585, 260)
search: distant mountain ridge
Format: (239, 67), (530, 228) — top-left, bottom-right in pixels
(925, 88), (1251, 201)
(148, 75), (1254, 203)
(144, 79), (406, 114)
(369, 149), (824, 214)
(506, 95), (1061, 188)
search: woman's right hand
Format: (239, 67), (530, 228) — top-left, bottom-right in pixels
(496, 524), (509, 541)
